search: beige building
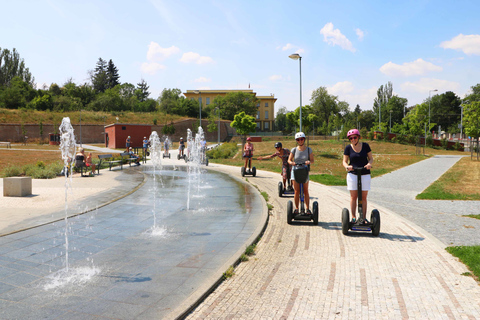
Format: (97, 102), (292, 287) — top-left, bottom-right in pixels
(183, 89), (276, 131)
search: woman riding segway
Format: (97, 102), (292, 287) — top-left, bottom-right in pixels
(342, 129), (373, 224)
(288, 132), (314, 215)
(257, 142), (292, 194)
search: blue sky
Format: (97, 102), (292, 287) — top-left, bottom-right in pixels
(2, 0), (480, 113)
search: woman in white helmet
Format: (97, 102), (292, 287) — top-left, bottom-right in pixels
(287, 132), (314, 215)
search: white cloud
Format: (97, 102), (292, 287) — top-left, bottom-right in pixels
(141, 62), (166, 75)
(194, 77), (210, 83)
(327, 81), (355, 95)
(355, 28), (364, 41)
(400, 78), (460, 94)
(380, 59), (442, 77)
(320, 22), (356, 52)
(281, 43), (294, 51)
(440, 34), (480, 55)
(278, 43), (304, 54)
(180, 52), (214, 64)
(146, 42), (180, 61)
(269, 75), (283, 81)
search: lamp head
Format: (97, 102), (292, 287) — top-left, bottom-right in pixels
(289, 53), (301, 60)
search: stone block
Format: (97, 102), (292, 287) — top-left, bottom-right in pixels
(3, 177), (32, 197)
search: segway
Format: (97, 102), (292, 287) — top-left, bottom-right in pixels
(163, 151), (171, 159)
(287, 164), (318, 225)
(341, 167), (380, 236)
(241, 157), (256, 177)
(278, 170), (294, 197)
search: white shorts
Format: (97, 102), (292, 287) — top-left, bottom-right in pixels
(346, 172), (371, 191)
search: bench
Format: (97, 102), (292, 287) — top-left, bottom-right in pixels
(74, 155), (88, 177)
(0, 142), (11, 149)
(99, 153), (123, 171)
(122, 152), (140, 166)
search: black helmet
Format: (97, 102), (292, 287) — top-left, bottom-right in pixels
(274, 142), (282, 148)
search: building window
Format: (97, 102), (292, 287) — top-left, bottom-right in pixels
(256, 103), (260, 107)
(256, 122), (260, 129)
(265, 102), (269, 107)
(257, 111), (260, 119)
(265, 111), (268, 119)
(206, 97), (210, 105)
(264, 122), (269, 129)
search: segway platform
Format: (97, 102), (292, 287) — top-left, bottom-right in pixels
(163, 152), (171, 159)
(241, 166), (256, 177)
(278, 182), (294, 197)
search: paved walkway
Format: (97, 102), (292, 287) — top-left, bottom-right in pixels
(1, 146), (480, 319)
(186, 155), (480, 319)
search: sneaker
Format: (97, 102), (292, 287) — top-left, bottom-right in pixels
(293, 209), (299, 215)
(306, 209), (312, 215)
(351, 218), (356, 224)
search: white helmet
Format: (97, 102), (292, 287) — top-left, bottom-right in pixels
(295, 132), (306, 140)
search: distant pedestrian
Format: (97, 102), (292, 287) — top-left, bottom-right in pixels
(126, 136), (131, 149)
(143, 136), (149, 156)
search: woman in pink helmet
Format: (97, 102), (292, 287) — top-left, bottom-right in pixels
(342, 129), (374, 223)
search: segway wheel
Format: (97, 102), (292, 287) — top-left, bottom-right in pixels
(312, 201), (318, 225)
(168, 153), (171, 159)
(371, 209), (381, 236)
(241, 167), (245, 177)
(184, 156), (188, 163)
(341, 208), (350, 235)
(287, 201), (293, 224)
(177, 154), (180, 160)
(278, 182), (283, 198)
(252, 167), (256, 177)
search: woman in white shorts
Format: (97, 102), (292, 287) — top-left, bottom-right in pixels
(342, 129), (373, 223)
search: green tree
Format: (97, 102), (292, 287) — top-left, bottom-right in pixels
(275, 107), (288, 133)
(373, 81), (393, 129)
(429, 91), (461, 133)
(90, 58), (108, 93)
(0, 48), (35, 87)
(230, 111), (256, 144)
(0, 76), (36, 109)
(136, 79), (150, 102)
(158, 88), (182, 114)
(107, 59), (120, 89)
(212, 92), (258, 120)
(310, 86), (338, 128)
(463, 101), (480, 139)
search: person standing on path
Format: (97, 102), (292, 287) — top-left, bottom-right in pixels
(126, 136), (131, 149)
(288, 132), (314, 214)
(342, 129), (373, 223)
(258, 142), (292, 191)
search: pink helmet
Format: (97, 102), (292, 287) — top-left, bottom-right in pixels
(347, 129), (360, 138)
(246, 137), (251, 141)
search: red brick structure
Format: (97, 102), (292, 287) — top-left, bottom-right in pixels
(105, 124), (152, 149)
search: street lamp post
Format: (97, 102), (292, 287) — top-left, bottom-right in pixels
(194, 90), (202, 127)
(428, 89), (438, 130)
(215, 107), (220, 145)
(289, 53), (302, 132)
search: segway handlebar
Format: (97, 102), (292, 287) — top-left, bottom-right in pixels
(350, 166), (368, 174)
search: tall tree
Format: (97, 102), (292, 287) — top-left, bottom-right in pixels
(107, 59), (120, 89)
(90, 58), (108, 93)
(0, 48), (35, 87)
(158, 88), (182, 114)
(373, 81), (393, 128)
(310, 86), (338, 127)
(212, 91), (258, 120)
(136, 79), (150, 102)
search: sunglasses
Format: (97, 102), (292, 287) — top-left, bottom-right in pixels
(296, 138), (305, 141)
(349, 136), (359, 141)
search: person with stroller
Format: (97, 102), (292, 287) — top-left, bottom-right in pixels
(257, 142), (292, 191)
(342, 129), (373, 224)
(287, 132), (314, 214)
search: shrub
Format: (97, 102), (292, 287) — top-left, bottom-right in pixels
(391, 136), (397, 143)
(360, 128), (368, 139)
(368, 131), (374, 140)
(0, 165), (22, 178)
(441, 138), (449, 150)
(426, 135), (434, 148)
(454, 141), (463, 151)
(396, 134), (407, 144)
(206, 142), (238, 159)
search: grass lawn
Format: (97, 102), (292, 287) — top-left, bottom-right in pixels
(416, 156), (480, 200)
